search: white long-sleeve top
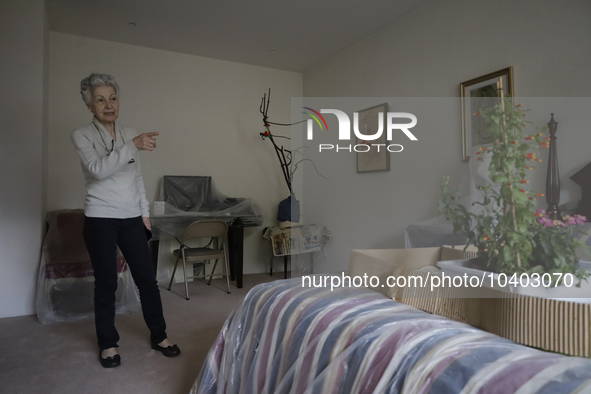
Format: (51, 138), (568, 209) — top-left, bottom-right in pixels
(71, 118), (150, 218)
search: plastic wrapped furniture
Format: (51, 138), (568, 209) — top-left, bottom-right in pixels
(192, 278), (591, 394)
(404, 215), (468, 248)
(152, 176), (264, 240)
(151, 176), (265, 289)
(36, 210), (140, 324)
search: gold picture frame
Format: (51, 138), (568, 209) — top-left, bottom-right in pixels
(460, 67), (514, 162)
(356, 103), (390, 173)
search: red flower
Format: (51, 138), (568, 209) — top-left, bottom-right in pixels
(516, 103), (523, 108)
(536, 193), (544, 197)
(520, 180), (529, 184)
(520, 189), (527, 193)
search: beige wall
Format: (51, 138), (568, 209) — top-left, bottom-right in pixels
(304, 0), (591, 97)
(0, 0), (48, 318)
(48, 32), (302, 277)
(301, 0), (591, 273)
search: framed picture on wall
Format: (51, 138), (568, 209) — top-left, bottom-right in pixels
(460, 67), (514, 161)
(356, 103), (390, 173)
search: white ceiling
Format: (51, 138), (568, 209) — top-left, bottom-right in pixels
(47, 0), (433, 72)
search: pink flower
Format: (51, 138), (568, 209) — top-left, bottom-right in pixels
(563, 215), (576, 226)
(552, 220), (565, 227)
(574, 215), (587, 225)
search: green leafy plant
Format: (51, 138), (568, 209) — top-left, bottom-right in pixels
(531, 210), (589, 282)
(439, 99), (588, 284)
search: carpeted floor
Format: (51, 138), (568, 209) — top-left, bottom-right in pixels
(0, 273), (280, 394)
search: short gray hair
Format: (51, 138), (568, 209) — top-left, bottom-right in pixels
(80, 73), (120, 104)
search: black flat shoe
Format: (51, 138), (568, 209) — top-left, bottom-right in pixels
(99, 353), (121, 368)
(151, 343), (181, 357)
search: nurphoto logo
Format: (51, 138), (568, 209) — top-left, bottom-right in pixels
(303, 107), (418, 152)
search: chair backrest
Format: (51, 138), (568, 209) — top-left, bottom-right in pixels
(181, 220), (228, 243)
(45, 209), (90, 264)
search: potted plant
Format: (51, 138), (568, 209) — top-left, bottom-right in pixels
(438, 99), (590, 296)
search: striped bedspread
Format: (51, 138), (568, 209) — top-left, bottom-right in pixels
(192, 278), (591, 394)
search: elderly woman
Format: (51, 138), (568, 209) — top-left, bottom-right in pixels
(71, 73), (180, 368)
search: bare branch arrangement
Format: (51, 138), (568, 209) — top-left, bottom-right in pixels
(259, 88), (310, 194)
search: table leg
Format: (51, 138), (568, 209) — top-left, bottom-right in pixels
(284, 255), (288, 279)
(228, 218), (244, 289)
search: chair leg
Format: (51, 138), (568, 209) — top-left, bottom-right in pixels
(208, 259), (219, 285)
(182, 257), (189, 300)
(168, 256), (180, 291)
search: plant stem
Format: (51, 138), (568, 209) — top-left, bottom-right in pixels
(269, 135), (292, 194)
(499, 83), (521, 268)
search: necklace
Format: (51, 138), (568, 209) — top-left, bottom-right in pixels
(92, 122), (125, 155)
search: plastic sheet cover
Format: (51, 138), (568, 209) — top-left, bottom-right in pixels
(36, 210), (141, 324)
(151, 176), (264, 241)
(192, 278), (591, 394)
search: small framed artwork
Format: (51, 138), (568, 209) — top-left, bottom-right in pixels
(356, 103), (390, 173)
(460, 67), (514, 162)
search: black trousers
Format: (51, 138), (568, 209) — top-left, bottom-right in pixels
(83, 216), (167, 350)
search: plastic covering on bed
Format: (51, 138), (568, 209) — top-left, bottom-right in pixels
(193, 278), (591, 394)
(36, 210), (140, 324)
(150, 176), (264, 241)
